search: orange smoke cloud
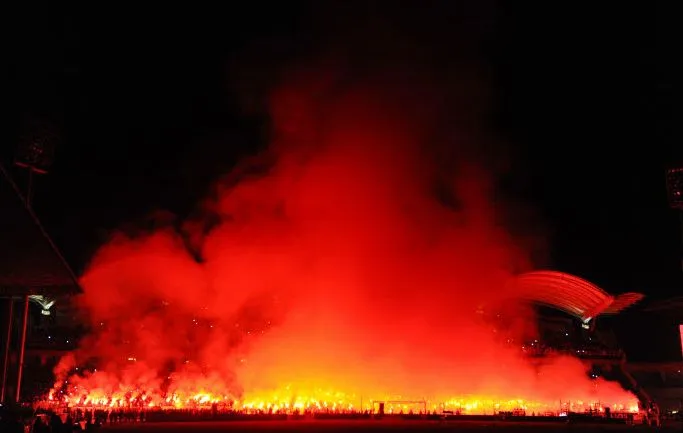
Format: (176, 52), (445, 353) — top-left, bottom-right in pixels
(51, 69), (637, 414)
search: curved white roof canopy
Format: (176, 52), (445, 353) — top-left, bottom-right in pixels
(507, 271), (644, 322)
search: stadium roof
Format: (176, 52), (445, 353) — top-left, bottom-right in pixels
(0, 162), (81, 297)
(507, 271), (644, 322)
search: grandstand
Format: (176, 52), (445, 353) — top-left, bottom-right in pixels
(497, 271), (643, 359)
(498, 272), (683, 415)
(490, 272), (651, 410)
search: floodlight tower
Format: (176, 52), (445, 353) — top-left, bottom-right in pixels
(14, 125), (56, 206)
(665, 168), (683, 271)
(11, 124), (56, 402)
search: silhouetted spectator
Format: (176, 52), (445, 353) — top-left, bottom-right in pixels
(34, 416), (48, 433)
(50, 412), (64, 432)
(65, 414), (74, 432)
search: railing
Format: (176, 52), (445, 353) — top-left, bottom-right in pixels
(522, 346), (625, 360)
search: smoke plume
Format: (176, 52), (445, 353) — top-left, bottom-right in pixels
(51, 3), (636, 412)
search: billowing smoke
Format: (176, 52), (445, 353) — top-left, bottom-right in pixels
(49, 4), (637, 412)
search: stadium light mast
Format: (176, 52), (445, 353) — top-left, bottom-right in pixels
(12, 124), (56, 403)
(665, 168), (683, 272)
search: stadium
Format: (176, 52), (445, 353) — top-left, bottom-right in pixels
(3, 270), (660, 423)
(1, 164), (679, 429)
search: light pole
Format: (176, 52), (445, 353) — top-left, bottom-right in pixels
(11, 127), (55, 403)
(665, 168), (683, 271)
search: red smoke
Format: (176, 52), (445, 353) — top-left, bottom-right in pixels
(50, 71), (637, 413)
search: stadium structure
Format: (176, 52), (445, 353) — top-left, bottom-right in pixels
(509, 271), (644, 325)
(496, 271), (651, 409)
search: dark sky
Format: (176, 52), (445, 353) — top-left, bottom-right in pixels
(3, 2), (681, 301)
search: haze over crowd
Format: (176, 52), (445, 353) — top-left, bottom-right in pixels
(51, 4), (637, 409)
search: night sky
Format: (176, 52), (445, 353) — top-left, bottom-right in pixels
(3, 1), (680, 302)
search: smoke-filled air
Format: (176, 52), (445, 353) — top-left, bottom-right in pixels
(45, 55), (638, 415)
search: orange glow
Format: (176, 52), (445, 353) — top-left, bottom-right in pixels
(45, 386), (639, 416)
(42, 74), (639, 417)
